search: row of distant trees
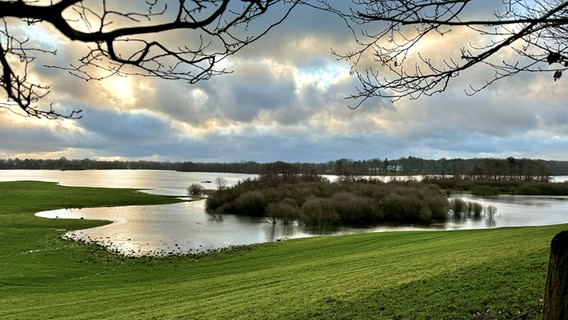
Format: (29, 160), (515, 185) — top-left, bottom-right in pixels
(0, 156), (563, 178)
(463, 158), (552, 182)
(328, 156), (555, 180)
(0, 157), (262, 173)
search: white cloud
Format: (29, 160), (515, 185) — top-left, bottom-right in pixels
(3, 2), (568, 162)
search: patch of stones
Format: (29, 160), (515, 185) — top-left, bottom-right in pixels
(63, 231), (228, 257)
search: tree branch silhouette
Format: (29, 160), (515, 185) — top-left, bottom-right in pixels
(317, 0), (568, 108)
(0, 0), (299, 118)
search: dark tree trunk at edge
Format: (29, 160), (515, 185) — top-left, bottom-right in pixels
(542, 231), (568, 320)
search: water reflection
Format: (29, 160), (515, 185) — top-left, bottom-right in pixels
(4, 169), (567, 256)
(36, 193), (568, 256)
(36, 201), (321, 256)
(446, 194), (568, 230)
(0, 169), (255, 196)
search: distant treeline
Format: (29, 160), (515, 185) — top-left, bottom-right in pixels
(0, 156), (566, 177)
(424, 177), (568, 196)
(0, 158), (262, 173)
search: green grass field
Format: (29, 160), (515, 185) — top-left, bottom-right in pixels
(0, 181), (565, 319)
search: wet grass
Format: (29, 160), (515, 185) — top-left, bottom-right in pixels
(0, 181), (565, 319)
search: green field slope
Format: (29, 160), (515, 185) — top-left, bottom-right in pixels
(0, 181), (565, 319)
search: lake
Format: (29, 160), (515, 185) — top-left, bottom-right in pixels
(2, 170), (568, 256)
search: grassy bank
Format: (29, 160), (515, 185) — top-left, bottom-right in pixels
(0, 181), (565, 319)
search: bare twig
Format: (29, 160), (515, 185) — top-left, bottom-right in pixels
(0, 0), (299, 118)
(315, 0), (568, 107)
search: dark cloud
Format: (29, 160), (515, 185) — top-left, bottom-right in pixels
(221, 70), (297, 122)
(0, 124), (69, 154)
(78, 108), (174, 143)
(3, 2), (568, 162)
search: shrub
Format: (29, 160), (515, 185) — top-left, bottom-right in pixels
(427, 196), (449, 221)
(465, 201), (474, 215)
(233, 191), (267, 217)
(265, 198), (300, 225)
(379, 193), (422, 223)
(300, 197), (340, 226)
(514, 184), (540, 195)
(417, 207), (432, 222)
(331, 192), (383, 225)
(448, 198), (466, 217)
(471, 185), (499, 196)
(187, 183), (204, 196)
(471, 202), (483, 219)
(485, 205), (498, 218)
(215, 177), (228, 190)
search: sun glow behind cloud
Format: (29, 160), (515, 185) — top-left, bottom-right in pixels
(100, 77), (138, 107)
(3, 2), (568, 162)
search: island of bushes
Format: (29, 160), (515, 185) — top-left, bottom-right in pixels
(205, 170), (568, 227)
(205, 175), (451, 226)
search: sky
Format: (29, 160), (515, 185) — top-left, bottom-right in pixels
(2, 1), (568, 163)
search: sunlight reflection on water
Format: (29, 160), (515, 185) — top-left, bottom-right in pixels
(0, 169), (254, 196)
(36, 201), (322, 256)
(4, 170), (567, 256)
(35, 193), (568, 256)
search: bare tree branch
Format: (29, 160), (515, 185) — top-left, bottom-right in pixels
(0, 0), (299, 118)
(316, 0), (568, 108)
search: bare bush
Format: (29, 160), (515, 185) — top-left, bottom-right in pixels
(187, 183), (204, 197)
(265, 198), (300, 225)
(485, 205), (498, 219)
(300, 197), (340, 226)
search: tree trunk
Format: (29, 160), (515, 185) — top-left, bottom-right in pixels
(542, 231), (568, 320)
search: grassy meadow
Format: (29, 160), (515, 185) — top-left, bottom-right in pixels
(0, 180), (565, 319)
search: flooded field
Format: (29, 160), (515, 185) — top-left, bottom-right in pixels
(3, 170), (568, 255)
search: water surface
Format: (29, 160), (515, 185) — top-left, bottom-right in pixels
(37, 201), (311, 256)
(2, 170), (567, 256)
(0, 169), (253, 196)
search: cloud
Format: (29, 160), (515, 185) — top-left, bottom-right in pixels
(79, 109), (173, 142)
(2, 2), (568, 163)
